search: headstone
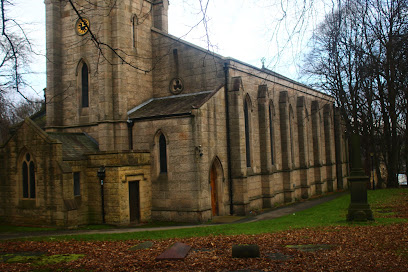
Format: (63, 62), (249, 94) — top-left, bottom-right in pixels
(156, 242), (191, 260)
(232, 244), (260, 258)
(347, 133), (374, 221)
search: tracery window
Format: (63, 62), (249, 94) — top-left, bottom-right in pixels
(22, 153), (35, 198)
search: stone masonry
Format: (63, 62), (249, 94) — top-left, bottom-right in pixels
(0, 0), (348, 227)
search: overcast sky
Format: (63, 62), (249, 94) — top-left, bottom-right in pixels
(12, 0), (329, 101)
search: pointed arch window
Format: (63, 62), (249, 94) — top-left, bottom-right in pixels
(159, 133), (167, 173)
(74, 172), (81, 196)
(244, 98), (251, 168)
(319, 113), (323, 161)
(311, 102), (321, 164)
(323, 106), (332, 164)
(22, 153), (35, 198)
(81, 63), (89, 108)
(269, 102), (275, 165)
(289, 107), (295, 165)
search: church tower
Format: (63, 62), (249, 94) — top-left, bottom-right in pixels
(45, 0), (168, 151)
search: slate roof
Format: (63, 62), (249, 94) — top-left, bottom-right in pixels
(128, 91), (214, 120)
(47, 132), (99, 160)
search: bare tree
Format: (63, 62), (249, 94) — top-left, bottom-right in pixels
(0, 94), (11, 143)
(0, 97), (44, 143)
(304, 0), (408, 187)
(0, 0), (33, 99)
(0, 0), (46, 143)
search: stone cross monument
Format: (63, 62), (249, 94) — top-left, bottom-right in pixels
(347, 134), (374, 221)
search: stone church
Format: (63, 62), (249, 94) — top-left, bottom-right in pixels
(0, 0), (348, 227)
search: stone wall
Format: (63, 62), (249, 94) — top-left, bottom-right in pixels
(194, 88), (229, 220)
(152, 29), (225, 98)
(224, 59), (345, 213)
(129, 87), (231, 222)
(85, 152), (151, 225)
(31, 0), (350, 227)
(132, 116), (202, 222)
(0, 119), (151, 227)
(45, 0), (155, 152)
(144, 32), (348, 220)
(0, 119), (67, 226)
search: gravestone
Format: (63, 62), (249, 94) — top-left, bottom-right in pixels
(156, 242), (191, 260)
(232, 244), (260, 258)
(347, 134), (374, 221)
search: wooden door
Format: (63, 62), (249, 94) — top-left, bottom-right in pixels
(210, 164), (218, 216)
(129, 181), (140, 223)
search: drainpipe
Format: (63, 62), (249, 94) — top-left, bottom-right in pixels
(224, 62), (234, 215)
(127, 119), (134, 150)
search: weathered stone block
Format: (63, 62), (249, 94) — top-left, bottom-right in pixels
(232, 244), (260, 258)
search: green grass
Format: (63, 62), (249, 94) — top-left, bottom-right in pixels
(10, 189), (408, 242)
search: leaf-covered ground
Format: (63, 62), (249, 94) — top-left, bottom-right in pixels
(1, 191), (408, 271)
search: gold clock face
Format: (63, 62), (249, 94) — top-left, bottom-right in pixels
(76, 18), (90, 35)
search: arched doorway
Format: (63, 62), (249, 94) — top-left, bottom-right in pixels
(209, 157), (224, 216)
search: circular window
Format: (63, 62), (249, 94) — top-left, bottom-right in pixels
(169, 77), (184, 95)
